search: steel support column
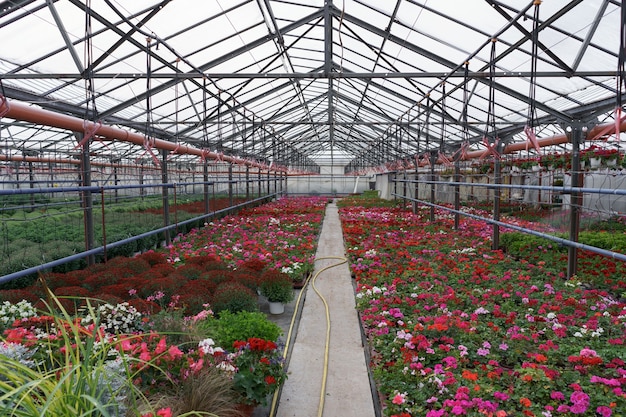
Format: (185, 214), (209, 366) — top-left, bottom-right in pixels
(567, 122), (588, 278)
(228, 162), (233, 207)
(429, 151), (437, 222)
(75, 132), (95, 265)
(203, 161), (210, 214)
(246, 165), (250, 200)
(161, 150), (171, 246)
(454, 158), (461, 229)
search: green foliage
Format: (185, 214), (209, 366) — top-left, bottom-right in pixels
(259, 272), (294, 303)
(211, 281), (258, 314)
(200, 310), (282, 349)
(501, 230), (626, 255)
(337, 191), (398, 208)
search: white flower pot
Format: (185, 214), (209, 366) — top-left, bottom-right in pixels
(605, 158), (617, 167)
(589, 157), (601, 168)
(268, 301), (285, 315)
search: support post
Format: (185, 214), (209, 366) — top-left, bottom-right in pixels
(491, 142), (506, 249)
(429, 151), (437, 222)
(113, 164), (119, 203)
(273, 169), (278, 195)
(403, 166), (407, 202)
(228, 162), (234, 207)
(28, 161), (34, 208)
(76, 132), (95, 265)
(139, 162), (145, 200)
(492, 162), (501, 250)
(161, 150), (171, 246)
(258, 167), (262, 198)
(454, 158), (461, 229)
(246, 165), (250, 200)
(392, 170), (397, 202)
(413, 161), (419, 214)
(203, 161), (210, 214)
(566, 122), (588, 278)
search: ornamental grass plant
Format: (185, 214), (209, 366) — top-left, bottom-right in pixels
(0, 291), (287, 416)
(0, 292), (151, 417)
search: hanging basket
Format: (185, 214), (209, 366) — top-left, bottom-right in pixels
(589, 157), (601, 168)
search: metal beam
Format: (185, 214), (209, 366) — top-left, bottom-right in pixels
(572, 0), (609, 71)
(89, 0), (173, 74)
(99, 8), (325, 119)
(45, 0), (84, 73)
(0, 71), (618, 80)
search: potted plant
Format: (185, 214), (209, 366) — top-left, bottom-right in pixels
(212, 281), (259, 314)
(582, 145), (620, 168)
(232, 337), (288, 407)
(259, 271), (294, 314)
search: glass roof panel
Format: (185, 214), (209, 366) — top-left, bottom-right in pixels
(0, 0), (622, 171)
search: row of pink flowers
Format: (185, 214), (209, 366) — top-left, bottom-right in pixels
(166, 197), (327, 279)
(339, 198), (625, 417)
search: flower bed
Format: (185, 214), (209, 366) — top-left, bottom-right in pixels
(339, 195), (625, 417)
(0, 196), (327, 416)
(166, 196), (327, 282)
(0, 296), (285, 416)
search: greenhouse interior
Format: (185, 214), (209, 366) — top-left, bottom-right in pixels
(0, 1), (625, 416)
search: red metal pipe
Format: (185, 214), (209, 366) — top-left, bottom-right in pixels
(460, 117), (626, 161)
(2, 98), (276, 171)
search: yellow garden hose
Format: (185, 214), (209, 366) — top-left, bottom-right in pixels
(269, 255), (348, 417)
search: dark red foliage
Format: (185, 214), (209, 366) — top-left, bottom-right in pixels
(200, 269), (233, 286)
(117, 276), (148, 291)
(95, 293), (124, 306)
(145, 263), (175, 278)
(135, 250), (168, 266)
(138, 276), (184, 298)
(53, 286), (91, 314)
(40, 272), (80, 290)
(0, 289), (41, 304)
(177, 280), (214, 314)
(211, 281), (258, 313)
(260, 269), (291, 284)
(54, 286), (91, 298)
(99, 283), (135, 299)
(82, 267), (133, 291)
(184, 254), (224, 271)
(105, 256), (151, 275)
(239, 258), (268, 272)
(174, 264), (204, 280)
(231, 271), (260, 291)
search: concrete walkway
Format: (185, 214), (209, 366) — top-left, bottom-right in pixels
(275, 202), (376, 417)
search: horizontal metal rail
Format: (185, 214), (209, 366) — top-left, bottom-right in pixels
(393, 178), (626, 196)
(394, 193), (626, 263)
